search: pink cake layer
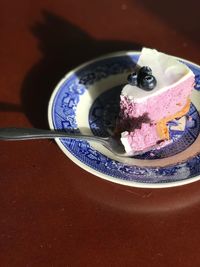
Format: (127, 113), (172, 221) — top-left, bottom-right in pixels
(122, 123), (160, 152)
(120, 76), (194, 123)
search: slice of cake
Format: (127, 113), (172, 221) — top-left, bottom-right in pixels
(119, 48), (195, 155)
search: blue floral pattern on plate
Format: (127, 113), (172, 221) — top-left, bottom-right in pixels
(49, 53), (200, 187)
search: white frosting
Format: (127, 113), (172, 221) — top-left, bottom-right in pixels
(121, 131), (132, 154)
(122, 48), (194, 103)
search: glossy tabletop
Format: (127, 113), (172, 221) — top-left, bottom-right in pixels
(1, 1), (200, 266)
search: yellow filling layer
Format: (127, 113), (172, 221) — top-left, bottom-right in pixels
(156, 99), (191, 140)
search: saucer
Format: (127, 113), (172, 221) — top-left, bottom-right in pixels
(48, 51), (200, 188)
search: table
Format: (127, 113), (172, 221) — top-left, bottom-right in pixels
(1, 0), (200, 266)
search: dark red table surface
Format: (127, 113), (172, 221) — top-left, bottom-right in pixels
(1, 1), (200, 266)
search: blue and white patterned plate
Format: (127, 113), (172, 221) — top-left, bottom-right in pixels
(48, 51), (200, 188)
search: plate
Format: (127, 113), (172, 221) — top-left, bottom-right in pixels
(48, 51), (200, 188)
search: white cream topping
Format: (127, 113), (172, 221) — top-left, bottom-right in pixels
(120, 131), (132, 154)
(122, 48), (194, 102)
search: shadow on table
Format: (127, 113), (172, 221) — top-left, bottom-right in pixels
(69, 172), (200, 214)
(0, 102), (22, 112)
(20, 10), (141, 129)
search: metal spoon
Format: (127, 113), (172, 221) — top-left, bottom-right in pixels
(0, 127), (130, 157)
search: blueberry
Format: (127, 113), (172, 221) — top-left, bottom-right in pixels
(139, 66), (152, 76)
(127, 72), (138, 86)
(139, 74), (157, 90)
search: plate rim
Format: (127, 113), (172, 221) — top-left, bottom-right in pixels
(48, 50), (200, 188)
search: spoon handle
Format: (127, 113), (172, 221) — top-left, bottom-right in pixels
(0, 127), (106, 143)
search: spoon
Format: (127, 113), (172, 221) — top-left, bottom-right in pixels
(0, 127), (130, 157)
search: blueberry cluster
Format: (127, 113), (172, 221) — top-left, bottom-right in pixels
(127, 66), (157, 91)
